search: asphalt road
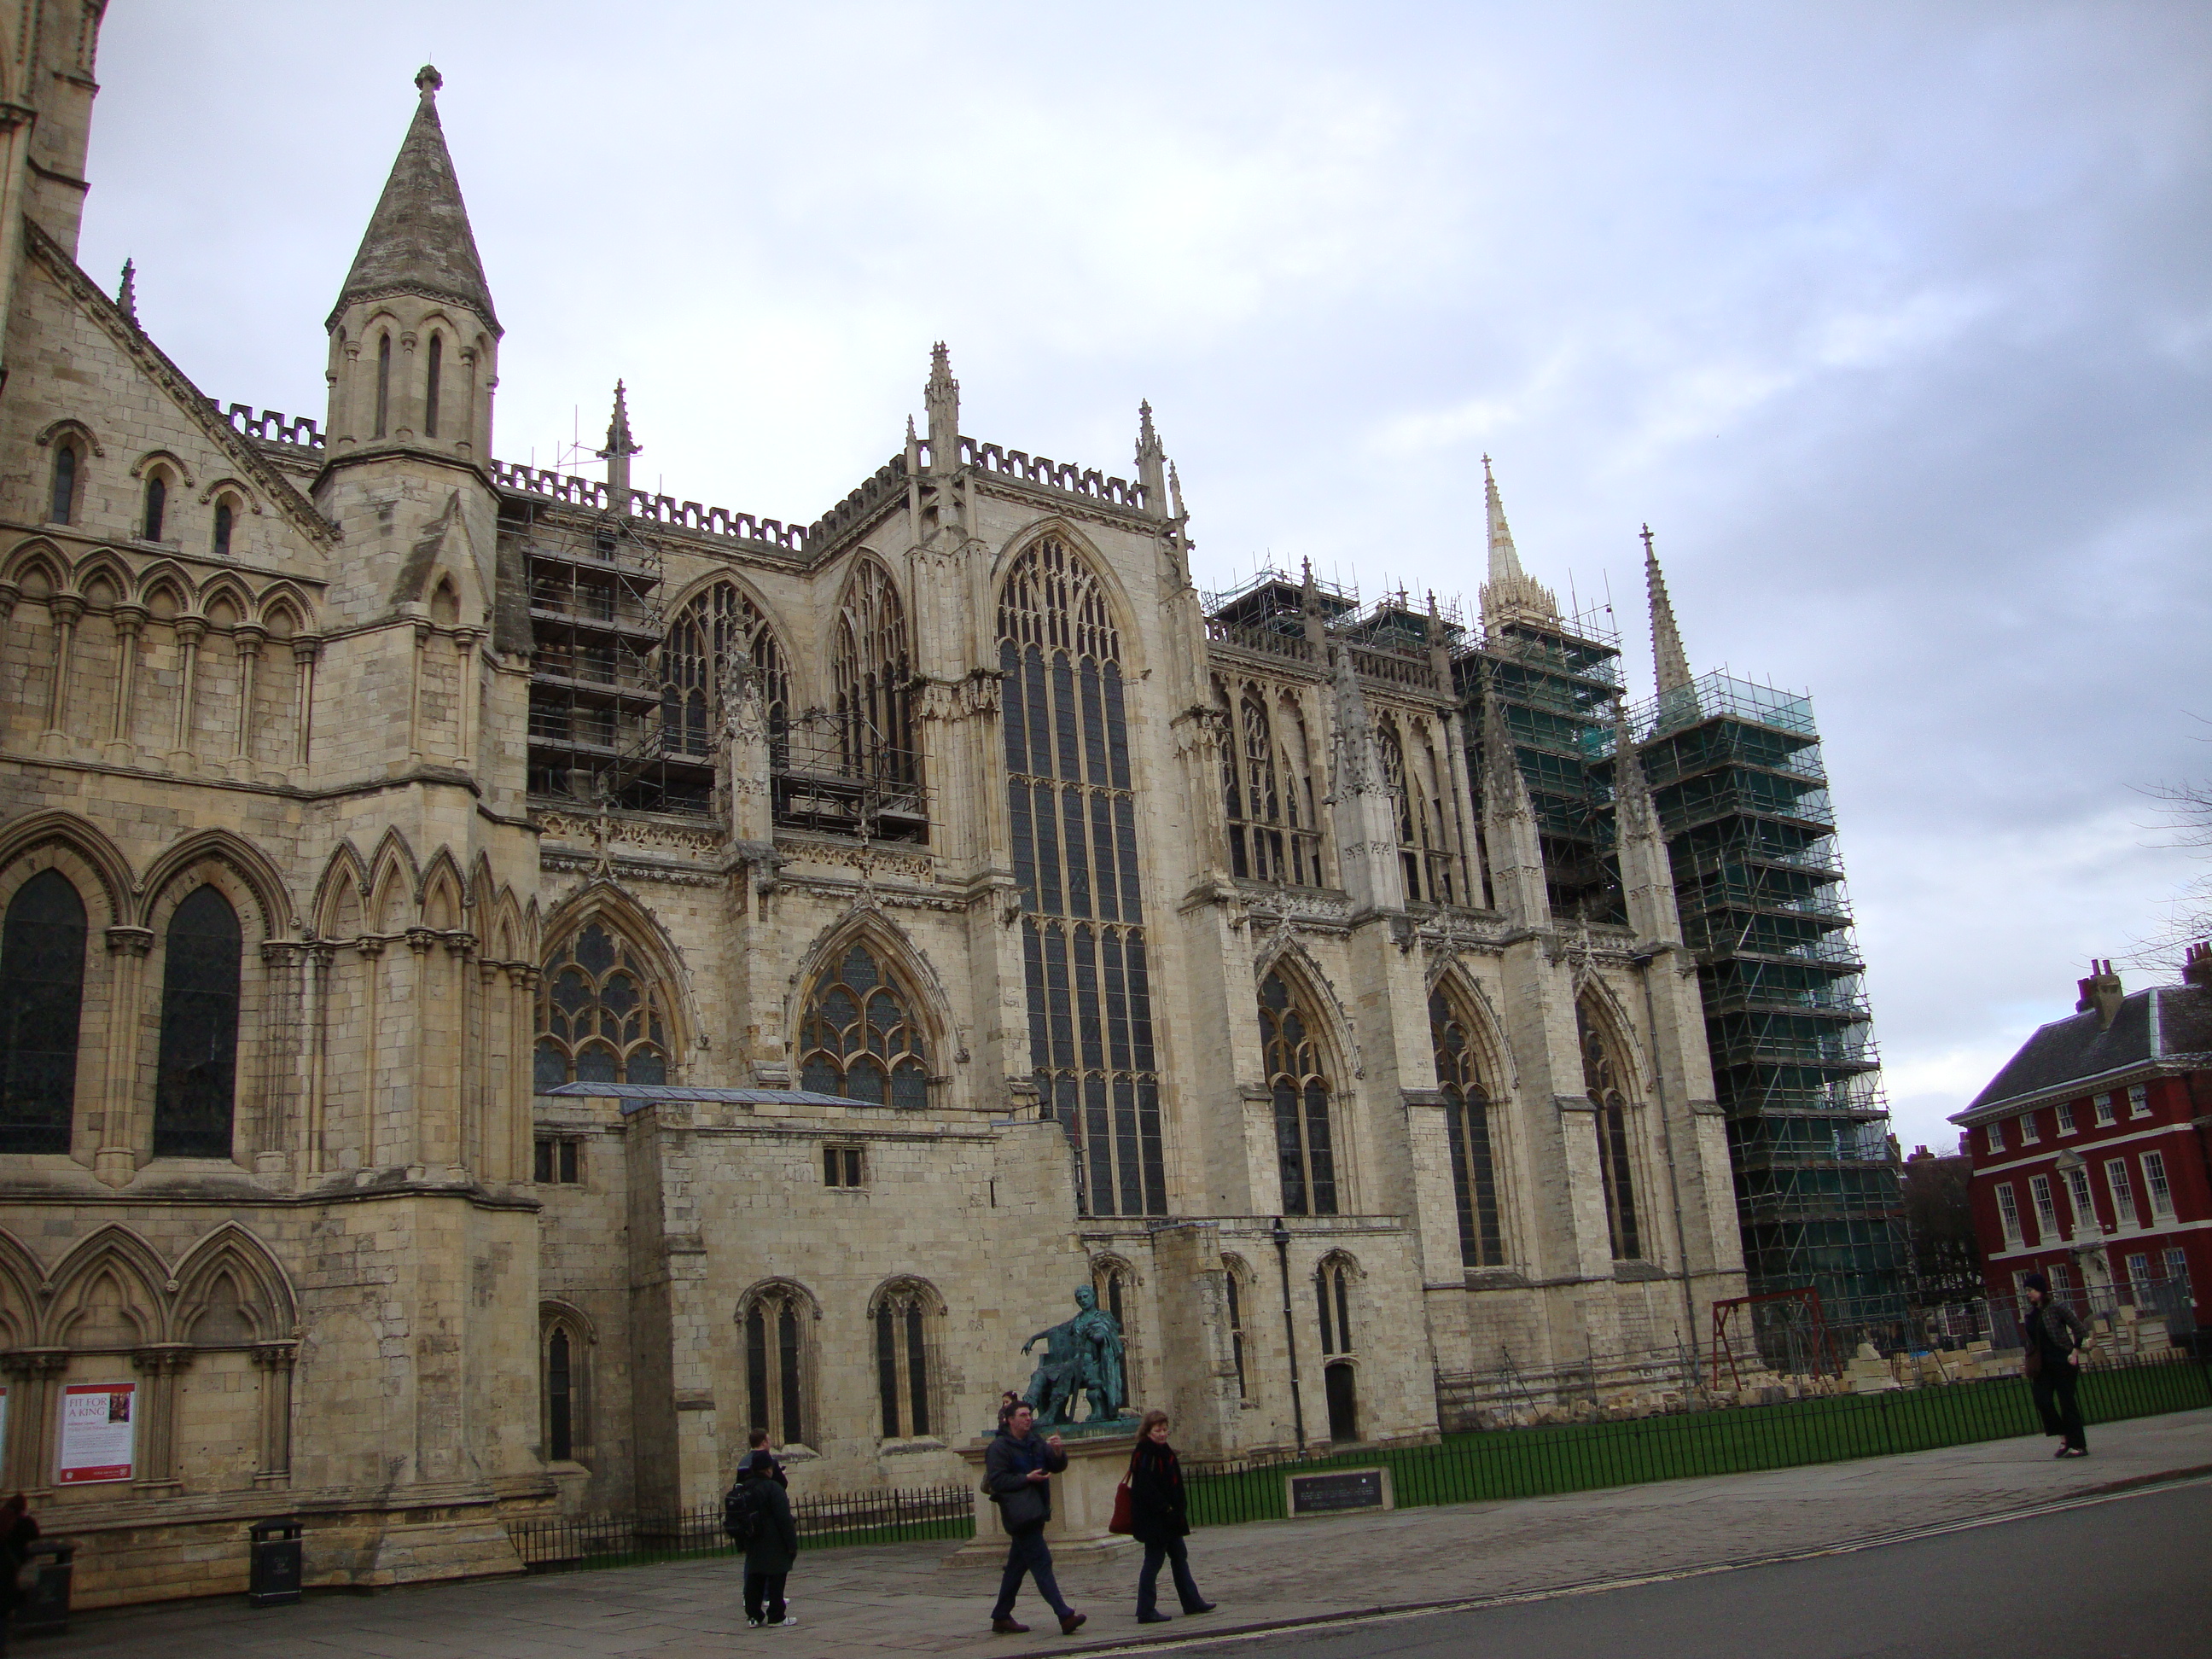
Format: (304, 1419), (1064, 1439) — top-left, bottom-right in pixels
(1172, 1480), (2212, 1659)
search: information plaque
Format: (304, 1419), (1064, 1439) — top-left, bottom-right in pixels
(1285, 1465), (1393, 1517)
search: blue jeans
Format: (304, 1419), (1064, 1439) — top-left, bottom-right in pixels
(992, 1527), (1071, 1621)
(1137, 1534), (1205, 1617)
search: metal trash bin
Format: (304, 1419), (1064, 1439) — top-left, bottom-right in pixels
(247, 1516), (303, 1607)
(15, 1539), (73, 1637)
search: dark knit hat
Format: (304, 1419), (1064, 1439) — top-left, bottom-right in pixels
(2021, 1271), (2050, 1294)
(747, 1449), (777, 1474)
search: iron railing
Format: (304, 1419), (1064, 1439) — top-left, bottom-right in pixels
(1185, 1351), (2210, 1528)
(506, 1482), (973, 1572)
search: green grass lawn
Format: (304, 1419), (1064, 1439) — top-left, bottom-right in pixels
(1186, 1357), (2210, 1527)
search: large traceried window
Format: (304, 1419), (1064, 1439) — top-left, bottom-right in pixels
(661, 580), (789, 761)
(534, 922), (671, 1090)
(1001, 537), (1165, 1217)
(1260, 969), (1336, 1216)
(742, 1284), (812, 1448)
(797, 941), (928, 1108)
(1577, 1001), (1642, 1260)
(1223, 687), (1324, 888)
(1432, 988), (1505, 1267)
(0, 869), (87, 1154)
(153, 885), (242, 1158)
(832, 560), (918, 795)
(872, 1279), (938, 1441)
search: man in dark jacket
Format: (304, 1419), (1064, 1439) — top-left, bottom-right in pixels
(2022, 1272), (2093, 1458)
(983, 1403), (1085, 1636)
(737, 1450), (800, 1627)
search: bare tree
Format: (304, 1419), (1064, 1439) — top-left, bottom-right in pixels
(2124, 721), (2212, 969)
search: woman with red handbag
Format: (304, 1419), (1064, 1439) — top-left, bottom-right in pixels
(1123, 1411), (1215, 1625)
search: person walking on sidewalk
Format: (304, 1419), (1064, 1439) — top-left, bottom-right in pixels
(736, 1450), (801, 1627)
(984, 1402), (1086, 1637)
(2021, 1271), (2092, 1458)
(1126, 1410), (1215, 1626)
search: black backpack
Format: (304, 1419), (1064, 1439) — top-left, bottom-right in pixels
(722, 1479), (762, 1546)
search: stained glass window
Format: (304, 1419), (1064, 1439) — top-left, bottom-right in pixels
(797, 942), (928, 1108)
(1260, 970), (1336, 1216)
(153, 885), (242, 1158)
(1002, 537), (1165, 1216)
(1578, 1001), (1642, 1259)
(49, 444), (75, 524)
(1222, 687), (1324, 887)
(534, 923), (671, 1090)
(1432, 988), (1504, 1267)
(0, 870), (86, 1154)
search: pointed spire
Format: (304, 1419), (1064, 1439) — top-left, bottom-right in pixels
(115, 259), (137, 327)
(1135, 399), (1167, 515)
(1167, 461), (1185, 521)
(1477, 456), (1560, 632)
(924, 342), (960, 472)
(1643, 524), (1692, 698)
(597, 381), (641, 503)
(329, 66), (499, 333)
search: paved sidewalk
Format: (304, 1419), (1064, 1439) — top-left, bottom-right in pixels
(52, 1409), (2212, 1659)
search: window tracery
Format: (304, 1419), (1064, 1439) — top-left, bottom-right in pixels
(742, 1284), (812, 1448)
(796, 941), (928, 1108)
(1431, 987), (1504, 1267)
(1379, 719), (1453, 904)
(871, 1279), (938, 1440)
(1000, 537), (1164, 1217)
(1578, 1001), (1643, 1260)
(533, 921), (672, 1090)
(1223, 688), (1324, 887)
(832, 560), (917, 792)
(661, 580), (788, 760)
(1260, 969), (1336, 1216)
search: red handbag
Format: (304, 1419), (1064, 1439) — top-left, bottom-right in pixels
(1109, 1477), (1134, 1535)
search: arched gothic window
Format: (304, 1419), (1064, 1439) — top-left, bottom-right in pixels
(534, 922), (672, 1090)
(1221, 1256), (1249, 1399)
(540, 1308), (593, 1464)
(424, 334), (443, 439)
(831, 560), (917, 794)
(375, 333), (392, 438)
(49, 443), (76, 524)
(1000, 537), (1164, 1217)
(142, 473), (167, 542)
(0, 869), (87, 1155)
(153, 885), (242, 1158)
(1432, 988), (1505, 1267)
(1379, 720), (1453, 904)
(1260, 969), (1336, 1216)
(742, 1284), (812, 1448)
(872, 1280), (938, 1441)
(796, 941), (928, 1108)
(1578, 1002), (1643, 1260)
(661, 580), (788, 760)
(1223, 689), (1324, 887)
(547, 1326), (574, 1460)
(1316, 1254), (1354, 1356)
(212, 500), (235, 558)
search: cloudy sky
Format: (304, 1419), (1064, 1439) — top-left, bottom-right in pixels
(80, 3), (2209, 1154)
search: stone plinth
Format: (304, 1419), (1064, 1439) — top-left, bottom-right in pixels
(945, 1430), (1138, 1567)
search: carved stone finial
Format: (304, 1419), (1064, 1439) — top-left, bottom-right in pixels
(416, 64), (443, 98)
(116, 259), (137, 325)
(924, 341), (960, 474)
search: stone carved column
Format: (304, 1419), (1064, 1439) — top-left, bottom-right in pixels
(445, 930), (477, 1173)
(405, 928), (438, 1169)
(231, 625), (265, 763)
(256, 939), (303, 1179)
(303, 942), (334, 1177)
(1, 1349), (67, 1492)
(509, 963), (538, 1185)
(250, 1342), (299, 1485)
(96, 924), (154, 1187)
(452, 628), (480, 767)
(41, 594), (81, 748)
(407, 622), (429, 763)
(292, 637), (320, 768)
(170, 618), (203, 766)
(129, 1344), (194, 1491)
(107, 603), (147, 755)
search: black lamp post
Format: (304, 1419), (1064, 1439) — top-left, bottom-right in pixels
(1272, 1214), (1307, 1451)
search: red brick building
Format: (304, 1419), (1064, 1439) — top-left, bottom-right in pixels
(1950, 949), (2212, 1326)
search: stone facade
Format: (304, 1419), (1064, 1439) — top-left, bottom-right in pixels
(0, 21), (1746, 1607)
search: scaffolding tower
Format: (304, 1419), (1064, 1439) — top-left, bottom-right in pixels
(1630, 671), (1908, 1329)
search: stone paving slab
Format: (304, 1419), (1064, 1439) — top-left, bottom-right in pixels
(48, 1409), (2212, 1659)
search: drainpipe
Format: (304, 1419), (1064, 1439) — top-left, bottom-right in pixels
(1634, 944), (1701, 1381)
(1272, 1215), (1307, 1451)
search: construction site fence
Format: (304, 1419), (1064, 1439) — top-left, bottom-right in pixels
(1185, 1349), (2210, 1528)
(1807, 1278), (2198, 1364)
(504, 1482), (973, 1572)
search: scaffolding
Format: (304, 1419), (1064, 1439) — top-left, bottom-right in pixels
(1628, 671), (1908, 1321)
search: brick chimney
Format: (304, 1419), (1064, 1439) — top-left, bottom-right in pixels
(2075, 958), (2124, 1029)
(2185, 941), (2212, 990)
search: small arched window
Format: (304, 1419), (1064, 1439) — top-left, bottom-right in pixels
(742, 1284), (812, 1448)
(1578, 1002), (1642, 1260)
(534, 921), (672, 1090)
(424, 334), (443, 438)
(375, 333), (392, 438)
(547, 1327), (573, 1460)
(142, 473), (167, 542)
(1260, 969), (1336, 1216)
(49, 444), (76, 525)
(872, 1280), (937, 1441)
(1221, 1257), (1249, 1399)
(797, 941), (928, 1108)
(1432, 988), (1505, 1268)
(153, 884), (242, 1158)
(212, 499), (234, 558)
(0, 869), (88, 1155)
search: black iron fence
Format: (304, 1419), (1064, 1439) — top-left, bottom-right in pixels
(1186, 1350), (2211, 1528)
(507, 1482), (973, 1572)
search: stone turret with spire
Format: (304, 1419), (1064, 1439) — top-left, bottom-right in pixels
(1135, 400), (1167, 517)
(1478, 457), (1562, 635)
(598, 380), (641, 506)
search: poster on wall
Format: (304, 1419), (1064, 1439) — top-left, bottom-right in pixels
(57, 1382), (135, 1484)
